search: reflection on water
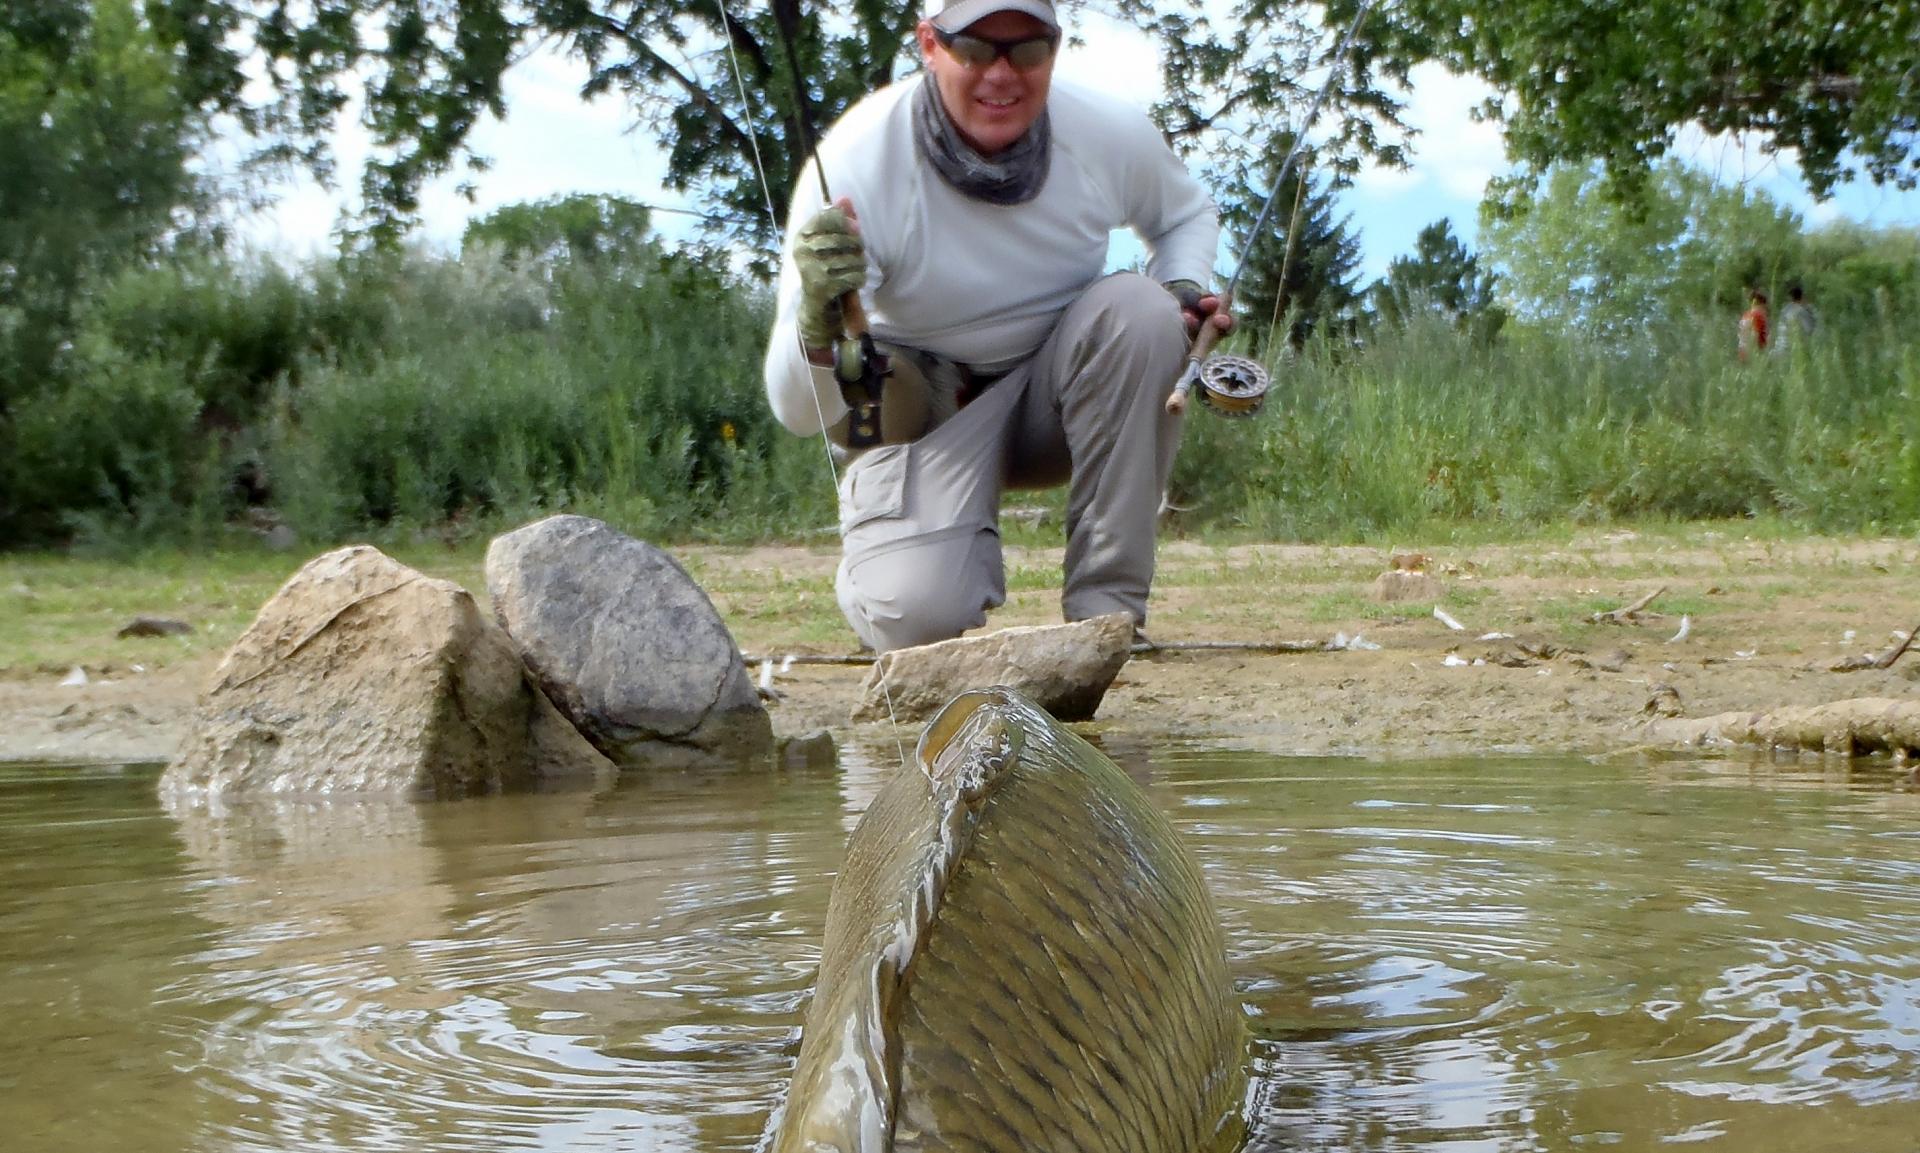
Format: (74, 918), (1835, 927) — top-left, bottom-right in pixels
(2, 749), (1918, 1151)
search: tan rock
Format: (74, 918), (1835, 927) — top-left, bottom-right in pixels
(1370, 570), (1444, 602)
(162, 546), (610, 800)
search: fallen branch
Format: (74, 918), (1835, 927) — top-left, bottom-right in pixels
(1592, 586), (1665, 624)
(741, 652), (874, 666)
(1827, 625), (1918, 672)
(1133, 639), (1329, 655)
(745, 638), (1337, 666)
(1875, 625), (1918, 670)
(1645, 697), (1920, 758)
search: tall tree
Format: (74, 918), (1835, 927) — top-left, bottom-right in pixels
(1369, 219), (1505, 341)
(1, 0), (203, 406)
(1222, 146), (1364, 354)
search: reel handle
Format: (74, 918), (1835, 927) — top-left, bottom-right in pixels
(1166, 311), (1231, 416)
(840, 290), (870, 339)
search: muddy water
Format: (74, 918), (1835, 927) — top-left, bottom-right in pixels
(2, 748), (1917, 1152)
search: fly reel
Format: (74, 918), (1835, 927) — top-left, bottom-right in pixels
(1195, 353), (1269, 417)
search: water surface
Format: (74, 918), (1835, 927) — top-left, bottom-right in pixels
(2, 747), (1916, 1151)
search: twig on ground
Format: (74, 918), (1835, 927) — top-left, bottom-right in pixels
(745, 638), (1339, 666)
(1592, 587), (1666, 624)
(1829, 625), (1918, 673)
(1134, 639), (1329, 655)
(1875, 625), (1918, 670)
(742, 652), (875, 666)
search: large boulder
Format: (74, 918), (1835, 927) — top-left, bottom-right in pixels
(162, 546), (611, 800)
(485, 515), (773, 766)
(852, 613), (1135, 723)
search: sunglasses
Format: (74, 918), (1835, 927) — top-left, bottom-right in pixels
(932, 26), (1060, 71)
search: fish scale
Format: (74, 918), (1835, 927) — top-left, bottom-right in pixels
(772, 687), (1246, 1153)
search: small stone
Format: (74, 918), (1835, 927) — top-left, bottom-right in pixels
(117, 616), (194, 639)
(1370, 570), (1444, 603)
(779, 730), (837, 768)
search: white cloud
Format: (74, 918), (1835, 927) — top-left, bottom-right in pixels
(1356, 63), (1505, 202)
(1055, 10), (1164, 109)
(231, 41), (682, 257)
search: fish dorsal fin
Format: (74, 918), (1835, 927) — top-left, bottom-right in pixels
(772, 690), (1030, 1153)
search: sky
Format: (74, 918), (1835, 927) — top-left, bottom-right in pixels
(233, 9), (1920, 283)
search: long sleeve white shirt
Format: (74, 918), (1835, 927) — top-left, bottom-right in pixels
(763, 75), (1220, 436)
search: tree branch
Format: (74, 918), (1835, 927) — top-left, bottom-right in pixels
(595, 14), (753, 157)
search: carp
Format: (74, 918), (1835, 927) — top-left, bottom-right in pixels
(772, 687), (1246, 1153)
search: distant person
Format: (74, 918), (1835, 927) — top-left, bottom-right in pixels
(1773, 285), (1816, 354)
(1737, 290), (1769, 361)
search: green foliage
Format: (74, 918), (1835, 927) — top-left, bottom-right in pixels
(0, 226), (835, 548)
(258, 242), (832, 545)
(1479, 163), (1808, 339)
(4, 200), (1917, 551)
(1166, 272), (1920, 540)
(1373, 0), (1916, 199)
(3, 332), (230, 546)
(0, 0), (203, 403)
(1368, 219), (1505, 342)
(1123, 0), (1915, 218)
(1114, 0), (1411, 181)
(462, 194), (658, 271)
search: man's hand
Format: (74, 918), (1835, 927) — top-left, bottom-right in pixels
(1163, 279), (1235, 341)
(795, 198), (867, 352)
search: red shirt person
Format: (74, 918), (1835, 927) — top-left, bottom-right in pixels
(1738, 290), (1769, 361)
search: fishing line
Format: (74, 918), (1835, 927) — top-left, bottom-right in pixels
(1167, 0), (1378, 415)
(711, 0), (910, 767)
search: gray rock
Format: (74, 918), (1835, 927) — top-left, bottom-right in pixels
(852, 613), (1135, 723)
(162, 546), (611, 801)
(779, 729), (838, 769)
(485, 515), (773, 766)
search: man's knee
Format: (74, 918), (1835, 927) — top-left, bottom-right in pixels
(836, 533), (1003, 654)
(839, 572), (990, 653)
(1084, 272), (1187, 349)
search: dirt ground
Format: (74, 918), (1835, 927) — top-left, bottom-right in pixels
(5, 531), (1918, 765)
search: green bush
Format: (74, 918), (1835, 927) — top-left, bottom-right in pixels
(2, 334), (230, 545)
(2, 230), (1915, 551)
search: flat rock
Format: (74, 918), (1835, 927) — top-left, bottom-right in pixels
(852, 613), (1135, 723)
(162, 546), (610, 801)
(486, 515), (773, 766)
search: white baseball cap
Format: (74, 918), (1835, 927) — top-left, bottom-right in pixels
(926, 0), (1060, 34)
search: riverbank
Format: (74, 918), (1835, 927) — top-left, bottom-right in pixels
(4, 528), (1917, 764)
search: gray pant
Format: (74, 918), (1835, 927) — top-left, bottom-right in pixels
(834, 272), (1187, 653)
